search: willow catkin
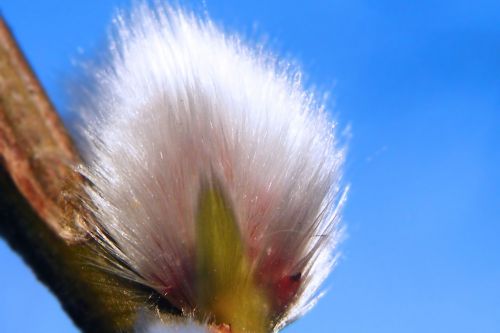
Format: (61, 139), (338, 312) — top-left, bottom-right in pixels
(78, 4), (346, 332)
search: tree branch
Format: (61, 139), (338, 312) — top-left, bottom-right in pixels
(0, 16), (141, 333)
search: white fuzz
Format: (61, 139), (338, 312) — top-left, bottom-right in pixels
(135, 314), (209, 333)
(144, 322), (208, 333)
(80, 4), (346, 330)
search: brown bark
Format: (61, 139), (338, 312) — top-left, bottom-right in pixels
(0, 16), (140, 332)
(0, 16), (86, 242)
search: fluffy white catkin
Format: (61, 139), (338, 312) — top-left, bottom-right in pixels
(79, 4), (346, 332)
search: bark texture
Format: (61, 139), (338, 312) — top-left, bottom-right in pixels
(0, 17), (142, 333)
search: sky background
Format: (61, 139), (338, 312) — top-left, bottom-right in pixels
(0, 0), (499, 332)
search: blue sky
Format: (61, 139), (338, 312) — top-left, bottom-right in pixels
(0, 0), (499, 332)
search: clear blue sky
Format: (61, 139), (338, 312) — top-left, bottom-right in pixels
(0, 1), (499, 332)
